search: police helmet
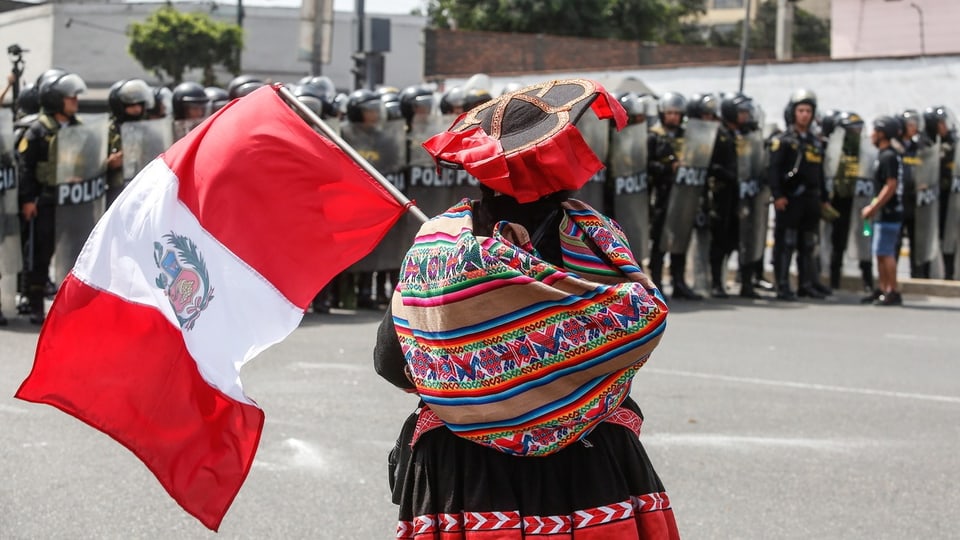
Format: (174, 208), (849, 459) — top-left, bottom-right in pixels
(299, 76), (336, 98)
(204, 86), (230, 114)
(399, 85), (436, 122)
(922, 105), (949, 139)
(39, 72), (86, 115)
(463, 88), (493, 113)
(172, 81), (210, 120)
(786, 88), (817, 125)
(818, 109), (840, 138)
(616, 92), (646, 125)
(35, 68), (67, 91)
(16, 84), (40, 116)
(720, 93), (751, 125)
(699, 93), (720, 119)
(439, 86), (466, 115)
(900, 109), (923, 137)
(293, 83), (337, 119)
(227, 75), (265, 100)
(333, 92), (349, 119)
(873, 115), (901, 141)
(378, 86), (403, 121)
(837, 111), (864, 130)
(657, 92), (686, 125)
(108, 79), (154, 121)
(147, 86), (173, 119)
(346, 89), (382, 124)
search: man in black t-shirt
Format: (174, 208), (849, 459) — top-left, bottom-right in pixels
(861, 116), (904, 306)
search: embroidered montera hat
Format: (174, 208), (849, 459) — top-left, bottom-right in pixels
(422, 79), (627, 203)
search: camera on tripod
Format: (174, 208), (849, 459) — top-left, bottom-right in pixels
(7, 43), (27, 57)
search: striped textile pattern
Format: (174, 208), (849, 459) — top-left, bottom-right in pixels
(392, 198), (668, 456)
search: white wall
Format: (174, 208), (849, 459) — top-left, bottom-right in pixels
(445, 55), (960, 130)
(0, 4), (55, 87)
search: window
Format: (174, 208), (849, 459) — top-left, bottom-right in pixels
(713, 0), (745, 9)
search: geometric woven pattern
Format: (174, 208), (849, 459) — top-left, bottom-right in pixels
(393, 199), (668, 456)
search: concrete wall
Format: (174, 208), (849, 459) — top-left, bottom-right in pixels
(443, 54), (960, 133)
(832, 0), (960, 59)
(0, 1), (426, 92)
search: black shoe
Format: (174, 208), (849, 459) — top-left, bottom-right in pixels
(776, 290), (798, 301)
(811, 282), (833, 296)
(739, 286), (762, 299)
(29, 313), (45, 325)
(710, 286), (729, 299)
(860, 289), (882, 304)
(874, 291), (903, 306)
(672, 283), (704, 301)
(797, 286), (827, 299)
(0, 313), (7, 326)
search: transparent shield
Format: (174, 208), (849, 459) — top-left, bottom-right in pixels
(121, 118), (174, 181)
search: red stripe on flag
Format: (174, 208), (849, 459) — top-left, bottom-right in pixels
(15, 275), (263, 531)
(163, 86), (406, 309)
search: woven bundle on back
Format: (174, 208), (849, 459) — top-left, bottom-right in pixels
(392, 198), (668, 456)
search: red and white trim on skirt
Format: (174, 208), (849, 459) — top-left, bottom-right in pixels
(396, 492), (680, 540)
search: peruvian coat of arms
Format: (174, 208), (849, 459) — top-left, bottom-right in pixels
(153, 232), (214, 330)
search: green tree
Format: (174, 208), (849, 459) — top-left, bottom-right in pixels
(425, 0), (705, 42)
(128, 6), (243, 85)
(710, 0), (830, 55)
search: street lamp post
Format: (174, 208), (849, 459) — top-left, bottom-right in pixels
(909, 2), (925, 56)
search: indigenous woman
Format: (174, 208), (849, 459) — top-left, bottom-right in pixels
(375, 79), (679, 540)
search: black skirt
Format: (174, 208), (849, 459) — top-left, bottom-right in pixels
(388, 399), (680, 539)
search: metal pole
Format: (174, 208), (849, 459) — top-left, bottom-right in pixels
(276, 84), (428, 223)
(237, 0), (245, 71)
(738, 0), (753, 94)
(910, 2), (925, 56)
(355, 0), (365, 90)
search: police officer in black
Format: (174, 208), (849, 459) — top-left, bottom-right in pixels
(647, 92), (691, 295)
(17, 71), (86, 324)
(106, 78), (153, 205)
(708, 94), (745, 298)
(924, 106), (958, 280)
(768, 89), (830, 301)
(826, 111), (869, 291)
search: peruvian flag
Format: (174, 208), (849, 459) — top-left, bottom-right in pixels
(15, 86), (407, 530)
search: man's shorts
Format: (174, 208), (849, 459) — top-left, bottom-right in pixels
(872, 221), (902, 257)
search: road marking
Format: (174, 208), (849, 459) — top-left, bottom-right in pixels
(0, 403), (29, 414)
(282, 438), (326, 470)
(643, 368), (960, 404)
(642, 433), (868, 451)
(884, 333), (939, 342)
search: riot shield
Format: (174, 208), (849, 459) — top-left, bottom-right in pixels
(912, 141), (941, 264)
(121, 118), (174, 181)
(943, 177), (960, 256)
(54, 115), (109, 283)
(0, 109), (21, 312)
(406, 114), (457, 218)
(342, 118), (409, 272)
(738, 131), (769, 264)
(823, 127), (845, 185)
(661, 120), (718, 255)
(573, 111), (610, 210)
(173, 118), (204, 141)
(849, 138), (878, 261)
(609, 122), (650, 261)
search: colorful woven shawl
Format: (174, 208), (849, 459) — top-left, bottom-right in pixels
(392, 198), (668, 456)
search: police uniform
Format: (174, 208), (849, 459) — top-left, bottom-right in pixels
(768, 127), (828, 300)
(646, 123), (682, 292)
(939, 132), (957, 279)
(707, 122), (739, 297)
(17, 112), (80, 321)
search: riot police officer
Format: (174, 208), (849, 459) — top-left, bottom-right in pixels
(17, 71), (86, 323)
(439, 86), (466, 116)
(146, 86), (172, 120)
(897, 109), (929, 278)
(768, 89), (830, 301)
(106, 79), (153, 204)
(172, 82), (209, 121)
(227, 74), (265, 100)
(708, 94), (746, 298)
(924, 106), (958, 280)
(826, 111), (870, 292)
(648, 91), (702, 299)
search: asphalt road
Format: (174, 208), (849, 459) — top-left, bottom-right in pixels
(1, 290), (958, 539)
